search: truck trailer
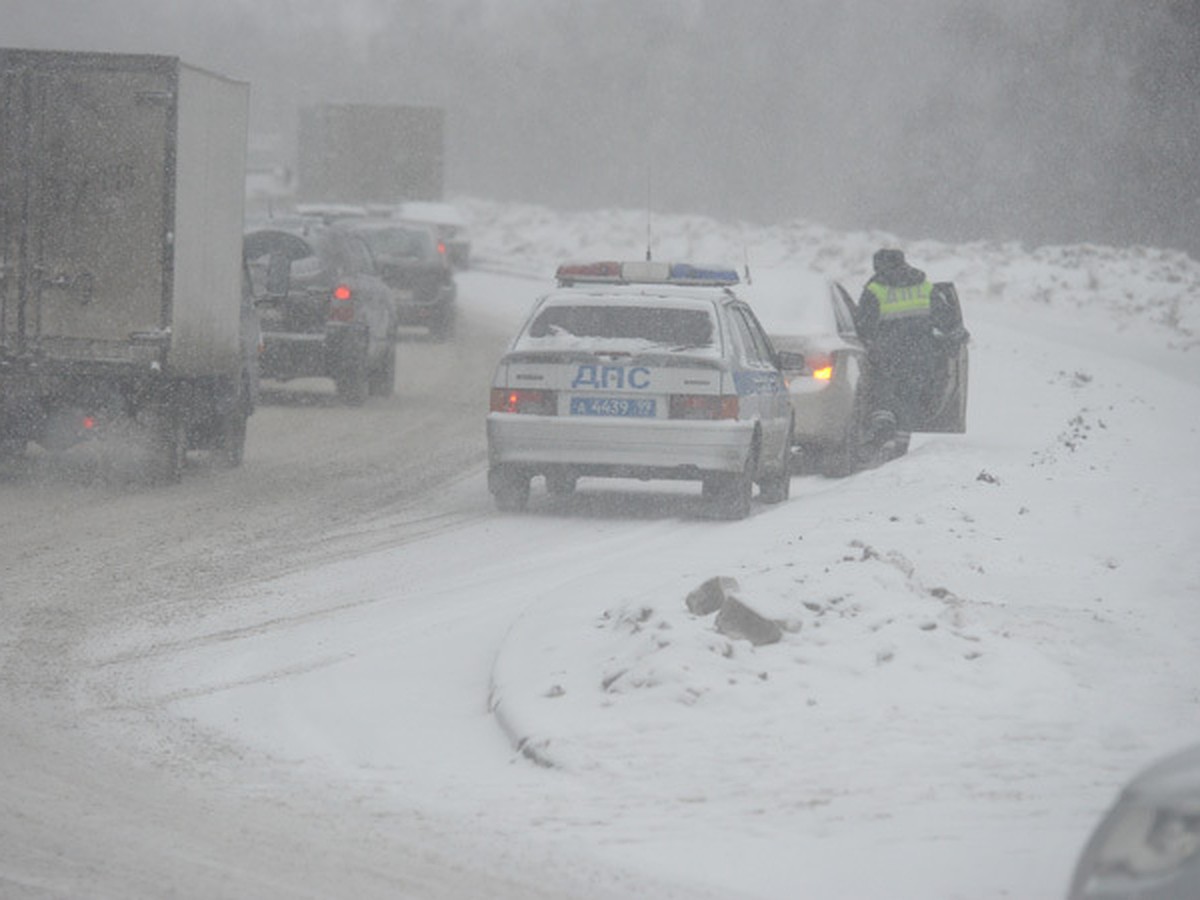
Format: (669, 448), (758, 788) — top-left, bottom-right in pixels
(296, 103), (444, 205)
(0, 48), (254, 481)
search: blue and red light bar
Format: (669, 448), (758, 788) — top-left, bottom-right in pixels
(555, 260), (739, 287)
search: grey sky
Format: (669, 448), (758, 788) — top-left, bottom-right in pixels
(4, 0), (1197, 254)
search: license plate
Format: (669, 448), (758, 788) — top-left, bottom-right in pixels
(569, 396), (657, 418)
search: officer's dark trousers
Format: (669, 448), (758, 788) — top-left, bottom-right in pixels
(868, 327), (937, 432)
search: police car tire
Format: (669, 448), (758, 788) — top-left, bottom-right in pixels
(710, 467), (753, 520)
(757, 428), (792, 504)
(492, 467), (531, 512)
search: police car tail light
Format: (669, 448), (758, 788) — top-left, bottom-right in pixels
(669, 394), (738, 420)
(329, 284), (354, 322)
(490, 388), (557, 415)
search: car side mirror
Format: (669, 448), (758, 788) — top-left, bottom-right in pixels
(776, 350), (805, 371)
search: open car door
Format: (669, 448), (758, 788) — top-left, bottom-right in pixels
(907, 282), (969, 433)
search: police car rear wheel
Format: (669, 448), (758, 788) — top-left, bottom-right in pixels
(490, 466), (530, 512)
(709, 461), (754, 521)
(757, 426), (792, 504)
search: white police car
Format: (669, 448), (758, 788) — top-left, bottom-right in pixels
(486, 261), (802, 518)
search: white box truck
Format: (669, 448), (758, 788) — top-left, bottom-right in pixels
(0, 48), (255, 480)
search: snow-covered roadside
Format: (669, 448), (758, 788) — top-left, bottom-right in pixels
(88, 202), (1200, 899)
(486, 296), (1200, 897)
(461, 198), (1200, 351)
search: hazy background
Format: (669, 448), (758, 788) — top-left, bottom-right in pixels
(4, 0), (1198, 256)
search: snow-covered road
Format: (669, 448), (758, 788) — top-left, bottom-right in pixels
(2, 203), (1198, 899)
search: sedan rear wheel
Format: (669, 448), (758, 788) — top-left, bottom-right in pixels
(819, 398), (870, 478)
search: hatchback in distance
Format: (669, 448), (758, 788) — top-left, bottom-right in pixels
(244, 222), (397, 405)
(344, 219), (457, 341)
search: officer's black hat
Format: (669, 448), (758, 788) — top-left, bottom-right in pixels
(873, 248), (906, 273)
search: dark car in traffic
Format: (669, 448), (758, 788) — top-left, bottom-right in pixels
(398, 201), (471, 270)
(344, 220), (458, 341)
(244, 222), (397, 405)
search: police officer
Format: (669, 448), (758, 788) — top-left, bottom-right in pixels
(855, 248), (937, 455)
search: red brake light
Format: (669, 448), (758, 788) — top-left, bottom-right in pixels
(669, 394), (738, 420)
(82, 416), (96, 430)
(490, 388), (557, 415)
(329, 284), (354, 322)
(437, 241), (447, 255)
(555, 261), (623, 284)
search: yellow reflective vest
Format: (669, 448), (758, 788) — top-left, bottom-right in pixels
(867, 280), (933, 320)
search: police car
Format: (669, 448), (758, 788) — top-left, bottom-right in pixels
(486, 261), (803, 518)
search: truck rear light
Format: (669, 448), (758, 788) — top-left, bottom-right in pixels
(669, 394), (738, 420)
(490, 387), (557, 415)
(329, 284), (354, 322)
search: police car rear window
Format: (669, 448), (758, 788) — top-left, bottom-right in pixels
(525, 305), (714, 349)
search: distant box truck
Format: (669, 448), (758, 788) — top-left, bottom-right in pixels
(0, 48), (255, 481)
(297, 103), (444, 205)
